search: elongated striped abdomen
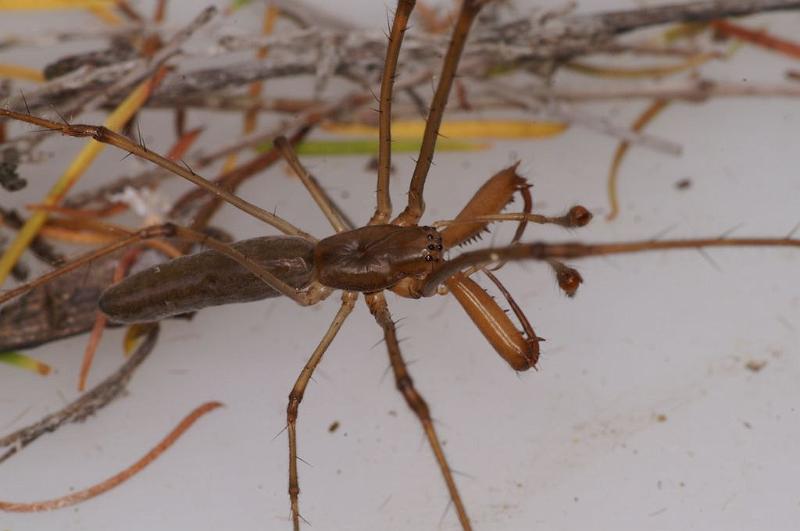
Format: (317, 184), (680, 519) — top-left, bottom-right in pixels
(99, 236), (315, 323)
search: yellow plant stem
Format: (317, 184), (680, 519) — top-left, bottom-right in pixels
(0, 0), (114, 8)
(222, 3), (278, 173)
(566, 52), (717, 79)
(88, 5), (121, 24)
(324, 119), (567, 139)
(0, 79), (154, 284)
(606, 99), (671, 221)
(0, 64), (44, 82)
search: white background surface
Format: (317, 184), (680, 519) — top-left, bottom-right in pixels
(1, 1), (800, 530)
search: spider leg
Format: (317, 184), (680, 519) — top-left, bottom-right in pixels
(366, 292), (473, 531)
(371, 0), (416, 226)
(394, 0), (487, 226)
(422, 237), (800, 297)
(274, 136), (353, 233)
(286, 292), (357, 530)
(0, 108), (313, 240)
(0, 223), (325, 307)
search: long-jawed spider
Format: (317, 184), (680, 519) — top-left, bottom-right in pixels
(2, 1), (800, 530)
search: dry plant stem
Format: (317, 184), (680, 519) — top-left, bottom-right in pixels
(78, 312), (108, 392)
(607, 99), (671, 221)
(0, 324), (160, 465)
(287, 292), (357, 531)
(594, 0), (800, 35)
(174, 93), (369, 227)
(184, 128), (313, 234)
(0, 109), (312, 240)
(711, 19), (800, 58)
(527, 80), (800, 102)
(396, 0), (485, 226)
(372, 0), (416, 225)
(422, 237), (800, 296)
(0, 226), (170, 306)
(366, 292), (472, 531)
(0, 400), (222, 512)
(61, 126), (204, 212)
(0, 209), (65, 267)
(77, 246), (151, 392)
(221, 4), (278, 173)
(481, 80), (682, 156)
(153, 0), (168, 24)
(0, 26), (144, 51)
(34, 216), (182, 258)
(5, 0), (799, 117)
(273, 136), (352, 233)
(183, 93), (371, 235)
(82, 7), (217, 112)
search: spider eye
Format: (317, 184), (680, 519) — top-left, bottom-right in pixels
(427, 244), (436, 251)
(425, 255), (433, 262)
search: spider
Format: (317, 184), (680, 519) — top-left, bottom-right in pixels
(1, 1), (800, 525)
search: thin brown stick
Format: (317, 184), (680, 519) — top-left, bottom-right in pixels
(370, 0), (416, 225)
(83, 7), (217, 113)
(711, 19), (800, 59)
(170, 126), (311, 228)
(77, 246), (150, 392)
(287, 292), (357, 530)
(607, 99), (670, 221)
(595, 0), (800, 35)
(395, 0), (487, 226)
(78, 312), (108, 392)
(0, 401), (223, 512)
(366, 292), (472, 531)
(0, 109), (312, 240)
(172, 92), (370, 230)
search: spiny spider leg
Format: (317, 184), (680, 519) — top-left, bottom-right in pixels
(287, 292), (358, 531)
(422, 237), (800, 297)
(174, 126), (312, 233)
(395, 0), (489, 226)
(366, 292), (473, 531)
(0, 108), (313, 240)
(274, 136), (353, 233)
(273, 136), (371, 526)
(371, 0), (416, 225)
(0, 224), (321, 307)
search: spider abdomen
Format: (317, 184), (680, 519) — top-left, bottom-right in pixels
(99, 236), (315, 323)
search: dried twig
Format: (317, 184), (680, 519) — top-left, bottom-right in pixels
(0, 324), (159, 464)
(6, 0), (799, 116)
(0, 400), (222, 512)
